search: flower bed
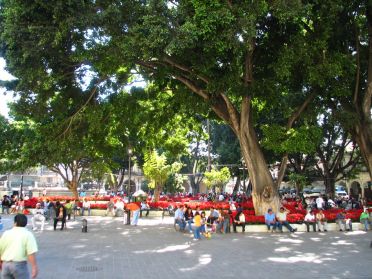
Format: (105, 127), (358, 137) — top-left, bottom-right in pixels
(23, 195), (372, 224)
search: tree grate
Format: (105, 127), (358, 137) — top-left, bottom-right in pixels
(76, 266), (99, 272)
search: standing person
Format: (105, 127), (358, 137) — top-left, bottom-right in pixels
(184, 207), (194, 233)
(128, 203), (140, 226)
(1, 196), (10, 214)
(10, 196), (18, 214)
(0, 214), (38, 278)
(193, 212), (202, 240)
(17, 198), (25, 214)
(46, 200), (55, 221)
(64, 200), (73, 221)
(360, 208), (371, 231)
(316, 196), (324, 210)
(200, 211), (207, 236)
(222, 210), (231, 233)
(54, 201), (67, 231)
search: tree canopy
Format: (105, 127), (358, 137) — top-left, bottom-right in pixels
(1, 0), (371, 213)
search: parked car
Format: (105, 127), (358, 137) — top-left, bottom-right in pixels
(335, 190), (349, 199)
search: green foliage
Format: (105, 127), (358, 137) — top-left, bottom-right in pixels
(164, 173), (187, 193)
(288, 173), (307, 192)
(1, 0), (371, 198)
(143, 150), (182, 190)
(261, 124), (322, 154)
(203, 167), (231, 191)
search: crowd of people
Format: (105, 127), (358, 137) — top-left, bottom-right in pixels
(175, 203), (298, 240)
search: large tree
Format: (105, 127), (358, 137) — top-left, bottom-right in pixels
(0, 1), (343, 213)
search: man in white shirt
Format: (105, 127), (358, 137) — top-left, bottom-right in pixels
(316, 196), (324, 209)
(304, 210), (316, 232)
(276, 207), (297, 233)
(81, 198), (91, 216)
(31, 203), (46, 231)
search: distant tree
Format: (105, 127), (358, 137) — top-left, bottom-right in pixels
(143, 150), (182, 201)
(203, 167), (231, 193)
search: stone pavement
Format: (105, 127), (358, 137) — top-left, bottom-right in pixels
(0, 215), (372, 279)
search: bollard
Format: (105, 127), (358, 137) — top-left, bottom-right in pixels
(125, 209), (131, 225)
(82, 218), (88, 233)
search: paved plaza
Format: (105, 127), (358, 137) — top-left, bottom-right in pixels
(1, 215), (372, 279)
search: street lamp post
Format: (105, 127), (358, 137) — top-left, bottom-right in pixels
(127, 147), (133, 199)
(20, 173), (24, 199)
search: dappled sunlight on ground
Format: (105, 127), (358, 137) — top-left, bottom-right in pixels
(275, 246), (291, 252)
(2, 215), (369, 278)
(277, 238), (304, 244)
(179, 254), (212, 272)
(267, 253), (337, 264)
(310, 237), (322, 242)
(345, 230), (367, 236)
(330, 240), (354, 246)
(132, 241), (191, 255)
(156, 244), (191, 253)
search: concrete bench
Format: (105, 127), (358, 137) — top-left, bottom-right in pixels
(231, 222), (367, 233)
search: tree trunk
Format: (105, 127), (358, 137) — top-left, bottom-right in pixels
(350, 4), (372, 180)
(153, 185), (161, 202)
(324, 175), (335, 199)
(68, 180), (79, 199)
(233, 176), (240, 193)
(237, 97), (280, 215)
(352, 121), (372, 180)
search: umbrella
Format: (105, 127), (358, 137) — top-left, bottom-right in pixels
(132, 189), (148, 197)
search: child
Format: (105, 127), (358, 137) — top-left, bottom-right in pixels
(193, 212), (202, 240)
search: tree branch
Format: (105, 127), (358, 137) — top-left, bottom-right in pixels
(162, 56), (210, 84)
(353, 29), (360, 105)
(287, 91), (317, 129)
(220, 93), (240, 134)
(173, 74), (210, 100)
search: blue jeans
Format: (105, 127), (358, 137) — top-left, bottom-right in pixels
(361, 219), (370, 231)
(277, 221), (295, 232)
(131, 209), (140, 225)
(194, 226), (201, 239)
(2, 206), (9, 214)
(175, 219), (186, 231)
(266, 222), (276, 231)
(187, 219), (193, 232)
(223, 218), (230, 233)
(81, 207), (91, 216)
(2, 261), (29, 279)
